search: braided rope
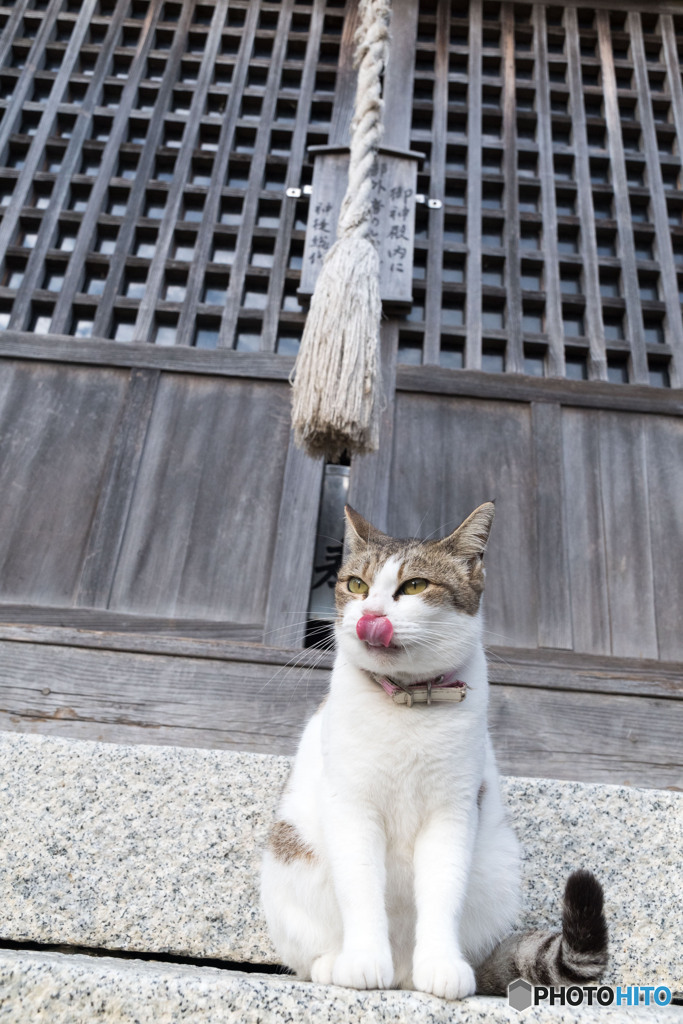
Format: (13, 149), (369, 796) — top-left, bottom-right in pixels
(337, 0), (392, 241)
(290, 0), (391, 461)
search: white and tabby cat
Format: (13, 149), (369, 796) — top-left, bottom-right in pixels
(260, 503), (607, 999)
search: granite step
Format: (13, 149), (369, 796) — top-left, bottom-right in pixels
(1, 948), (680, 1024)
(0, 730), (680, 1020)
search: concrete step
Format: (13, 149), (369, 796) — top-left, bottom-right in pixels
(1, 948), (680, 1024)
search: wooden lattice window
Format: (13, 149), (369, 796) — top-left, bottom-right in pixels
(0, 0), (681, 388)
(398, 0), (683, 387)
(0, 0), (339, 351)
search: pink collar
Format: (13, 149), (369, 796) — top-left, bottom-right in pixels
(372, 670), (468, 707)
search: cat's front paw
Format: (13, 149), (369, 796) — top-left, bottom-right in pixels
(413, 955), (476, 1001)
(332, 948), (394, 990)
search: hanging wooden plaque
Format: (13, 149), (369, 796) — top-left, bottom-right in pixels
(299, 145), (423, 311)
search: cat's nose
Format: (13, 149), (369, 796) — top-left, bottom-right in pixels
(356, 613), (394, 648)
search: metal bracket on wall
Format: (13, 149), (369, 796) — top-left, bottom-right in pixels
(415, 195), (443, 209)
(285, 186), (313, 198)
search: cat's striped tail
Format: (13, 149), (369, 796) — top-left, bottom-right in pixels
(475, 870), (608, 995)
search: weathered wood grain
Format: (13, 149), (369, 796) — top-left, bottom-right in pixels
(565, 7), (607, 380)
(561, 408), (611, 655)
(500, 3), (523, 374)
(1, 333), (681, 416)
(107, 375), (292, 622)
(634, 13), (683, 388)
(644, 415), (683, 662)
(0, 608), (262, 640)
(386, 394), (538, 649)
(263, 435), (324, 649)
(532, 3), (564, 377)
(464, 0), (483, 371)
(346, 320), (399, 533)
(0, 361), (129, 605)
(421, 0), (448, 364)
(0, 640), (680, 787)
(531, 403), (572, 650)
(489, 684), (683, 790)
(597, 11), (648, 385)
(597, 411), (658, 660)
(0, 640), (330, 755)
(395, 365), (683, 415)
(76, 368), (160, 608)
(0, 630), (680, 702)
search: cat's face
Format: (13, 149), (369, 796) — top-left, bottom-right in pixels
(334, 503), (494, 678)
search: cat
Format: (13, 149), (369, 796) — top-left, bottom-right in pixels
(260, 502), (608, 999)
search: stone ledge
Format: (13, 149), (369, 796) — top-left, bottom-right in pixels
(0, 950), (680, 1024)
(0, 731), (681, 989)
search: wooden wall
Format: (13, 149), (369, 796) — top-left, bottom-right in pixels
(0, 0), (681, 790)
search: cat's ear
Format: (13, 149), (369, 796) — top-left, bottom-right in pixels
(344, 505), (388, 549)
(438, 501), (495, 558)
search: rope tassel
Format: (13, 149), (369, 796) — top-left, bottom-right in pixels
(291, 0), (391, 463)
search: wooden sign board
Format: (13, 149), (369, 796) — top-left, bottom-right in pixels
(299, 146), (421, 310)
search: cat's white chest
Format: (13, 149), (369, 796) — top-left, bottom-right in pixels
(321, 661), (486, 836)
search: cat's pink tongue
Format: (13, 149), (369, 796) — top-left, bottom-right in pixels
(356, 614), (394, 648)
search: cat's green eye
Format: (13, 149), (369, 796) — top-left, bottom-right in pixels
(401, 578), (429, 596)
(348, 577), (369, 595)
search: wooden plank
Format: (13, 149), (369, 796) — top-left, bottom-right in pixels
(0, 640), (680, 787)
(395, 363), (683, 414)
(561, 407), (611, 654)
(262, 436), (324, 649)
(532, 3), (564, 377)
(531, 403), (572, 649)
(219, 0), (295, 348)
(380, 0), (419, 149)
(0, 640), (329, 756)
(133, 0), (231, 344)
(644, 415), (683, 662)
(564, 7), (607, 380)
(635, 14), (683, 388)
(0, 627), (680, 701)
(0, 608), (262, 640)
(328, 0), (361, 147)
(75, 368), (160, 608)
(489, 684), (683, 790)
(1, 331), (682, 415)
(421, 0), (448, 364)
(0, 330), (295, 378)
(5, 0), (136, 330)
(0, 361), (130, 606)
(464, 0), (483, 371)
(387, 393), (538, 649)
(346, 320), (398, 532)
(107, 375), (292, 623)
(597, 11), (649, 385)
(598, 410), (658, 660)
(500, 3), (523, 373)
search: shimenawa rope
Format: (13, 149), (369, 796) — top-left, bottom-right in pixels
(290, 0), (391, 462)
